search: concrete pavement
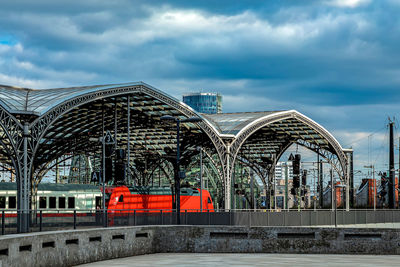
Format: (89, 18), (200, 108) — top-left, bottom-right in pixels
(78, 253), (400, 267)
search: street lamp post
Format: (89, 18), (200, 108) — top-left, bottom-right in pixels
(161, 115), (202, 224)
(101, 130), (115, 227)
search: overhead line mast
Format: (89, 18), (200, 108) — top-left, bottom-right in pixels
(388, 118), (395, 209)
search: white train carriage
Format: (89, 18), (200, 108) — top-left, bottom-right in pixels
(0, 182), (102, 211)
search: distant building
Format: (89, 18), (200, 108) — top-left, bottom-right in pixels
(275, 161), (293, 181)
(183, 92), (222, 114)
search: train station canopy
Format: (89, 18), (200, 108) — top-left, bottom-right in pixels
(203, 111), (343, 166)
(0, 81), (350, 231)
(0, 82), (346, 184)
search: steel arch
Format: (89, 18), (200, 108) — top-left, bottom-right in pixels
(229, 110), (346, 177)
(223, 110), (348, 210)
(24, 84), (226, 191)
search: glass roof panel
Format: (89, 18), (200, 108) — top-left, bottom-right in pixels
(0, 83), (343, 160)
(0, 82), (144, 115)
(203, 111), (285, 135)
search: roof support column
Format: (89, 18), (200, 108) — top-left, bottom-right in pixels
(224, 145), (231, 210)
(18, 123), (30, 233)
(343, 149), (353, 211)
(346, 160), (350, 211)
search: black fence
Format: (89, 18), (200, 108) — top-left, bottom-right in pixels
(2, 209), (400, 235)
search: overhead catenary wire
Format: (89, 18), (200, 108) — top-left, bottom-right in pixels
(342, 125), (386, 148)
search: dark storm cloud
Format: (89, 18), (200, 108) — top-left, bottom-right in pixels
(1, 0), (400, 172)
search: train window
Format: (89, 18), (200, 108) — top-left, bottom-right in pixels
(207, 197), (212, 204)
(59, 197), (66, 209)
(68, 197), (75, 209)
(95, 196), (102, 209)
(0, 196), (5, 209)
(49, 197), (56, 209)
(39, 197), (47, 209)
(118, 195), (123, 202)
(9, 196), (16, 209)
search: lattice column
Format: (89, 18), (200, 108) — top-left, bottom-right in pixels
(0, 106), (25, 232)
(14, 123), (34, 233)
(224, 145), (232, 210)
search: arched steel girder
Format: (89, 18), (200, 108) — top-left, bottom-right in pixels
(33, 154), (74, 187)
(201, 148), (224, 187)
(32, 138), (102, 188)
(35, 100), (180, 166)
(147, 158), (170, 183)
(295, 139), (343, 179)
(130, 154), (167, 186)
(234, 139), (344, 200)
(223, 110), (347, 210)
(0, 163), (16, 174)
(184, 147), (224, 186)
(0, 106), (29, 232)
(0, 106), (22, 175)
(144, 158), (174, 185)
(1, 83), (348, 224)
(23, 85), (225, 191)
(0, 138), (18, 179)
(6, 83), (226, 232)
(35, 136), (100, 166)
(197, 149), (225, 208)
(0, 106), (23, 144)
(235, 155), (268, 188)
(127, 155), (186, 187)
(127, 162), (141, 184)
(262, 140), (344, 183)
(229, 110), (346, 172)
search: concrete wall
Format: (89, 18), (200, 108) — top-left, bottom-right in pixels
(1, 226), (400, 266)
(0, 227), (156, 267)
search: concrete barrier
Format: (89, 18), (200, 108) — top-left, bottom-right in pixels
(1, 226), (400, 266)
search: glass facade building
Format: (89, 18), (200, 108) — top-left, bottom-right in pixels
(182, 93), (222, 114)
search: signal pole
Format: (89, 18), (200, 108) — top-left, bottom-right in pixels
(373, 165), (376, 211)
(330, 168), (334, 211)
(389, 120), (395, 209)
(285, 163), (288, 210)
(318, 159), (323, 208)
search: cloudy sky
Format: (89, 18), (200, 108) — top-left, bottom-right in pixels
(1, 0), (400, 182)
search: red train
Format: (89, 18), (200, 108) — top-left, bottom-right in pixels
(104, 186), (214, 212)
(0, 182), (214, 216)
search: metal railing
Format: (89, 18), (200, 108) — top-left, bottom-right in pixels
(2, 209), (400, 235)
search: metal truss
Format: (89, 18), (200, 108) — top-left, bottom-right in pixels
(293, 111), (347, 173)
(236, 155), (268, 188)
(184, 148), (224, 186)
(26, 84), (226, 187)
(229, 111), (347, 174)
(0, 83), (350, 230)
(32, 154), (74, 186)
(295, 139), (344, 179)
(201, 148), (224, 187)
(0, 106), (30, 232)
(0, 106), (22, 173)
(0, 83), (228, 232)
(219, 110), (348, 210)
